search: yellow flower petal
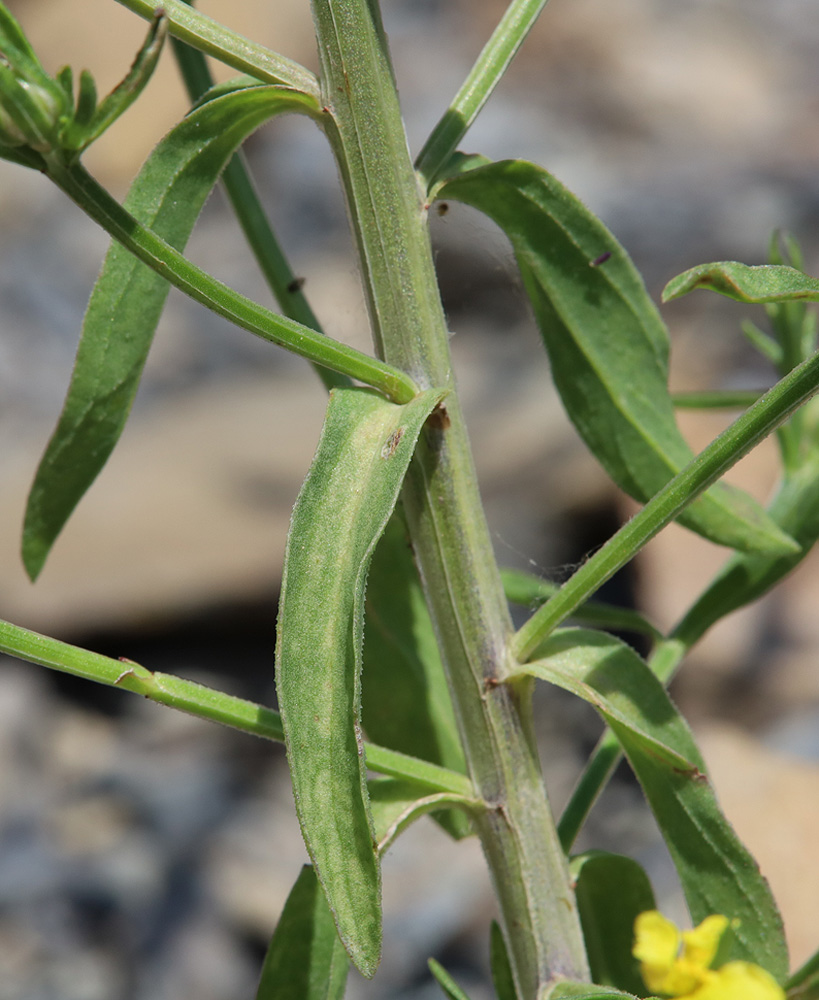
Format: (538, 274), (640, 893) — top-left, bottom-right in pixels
(633, 911), (697, 995)
(682, 915), (730, 969)
(688, 961), (785, 1000)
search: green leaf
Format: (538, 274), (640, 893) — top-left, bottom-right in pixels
(363, 513), (471, 840)
(663, 262), (819, 305)
(570, 851), (655, 996)
(490, 920), (518, 1000)
(22, 84), (319, 580)
(513, 629), (789, 982)
(437, 158), (797, 557)
(428, 958), (475, 1000)
(255, 865), (349, 1000)
(367, 777), (476, 854)
(276, 386), (446, 979)
(0, 2), (39, 63)
(511, 630), (697, 773)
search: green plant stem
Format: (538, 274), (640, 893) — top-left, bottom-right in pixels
(415, 0), (551, 188)
(556, 638), (686, 852)
(512, 348), (819, 662)
(501, 567), (661, 639)
(311, 0), (589, 992)
(44, 157), (416, 403)
(170, 26), (350, 393)
(672, 389), (766, 409)
(0, 618), (473, 798)
(115, 0), (320, 97)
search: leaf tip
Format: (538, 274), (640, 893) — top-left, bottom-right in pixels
(21, 529), (47, 583)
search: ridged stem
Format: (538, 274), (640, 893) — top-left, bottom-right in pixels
(310, 0), (589, 993)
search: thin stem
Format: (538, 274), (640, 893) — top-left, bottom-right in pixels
(170, 27), (350, 393)
(115, 0), (320, 97)
(45, 158), (417, 403)
(312, 0), (589, 992)
(501, 568), (661, 639)
(512, 348), (819, 662)
(556, 638), (686, 852)
(672, 389), (766, 410)
(0, 619), (474, 798)
(415, 0), (552, 188)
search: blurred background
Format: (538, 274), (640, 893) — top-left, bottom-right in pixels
(0, 0), (818, 997)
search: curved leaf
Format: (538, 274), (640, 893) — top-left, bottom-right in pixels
(367, 777), (477, 854)
(437, 158), (797, 557)
(276, 386), (446, 978)
(255, 865), (349, 1000)
(570, 851), (656, 996)
(513, 629), (789, 982)
(363, 513), (471, 839)
(22, 83), (319, 579)
(663, 262), (819, 305)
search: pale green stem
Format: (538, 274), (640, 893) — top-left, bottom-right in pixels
(0, 619), (473, 797)
(415, 0), (552, 188)
(513, 347), (819, 662)
(44, 158), (417, 403)
(311, 0), (589, 993)
(115, 0), (320, 97)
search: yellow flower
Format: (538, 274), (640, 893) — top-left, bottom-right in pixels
(632, 911), (785, 1000)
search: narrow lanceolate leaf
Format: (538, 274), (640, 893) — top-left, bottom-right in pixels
(512, 629), (789, 982)
(22, 84), (319, 580)
(663, 262), (819, 305)
(255, 865), (349, 1000)
(367, 777), (477, 854)
(276, 386), (446, 978)
(570, 851), (656, 996)
(437, 159), (797, 557)
(363, 513), (471, 840)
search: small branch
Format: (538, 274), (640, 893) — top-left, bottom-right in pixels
(0, 619), (473, 797)
(415, 0), (552, 188)
(115, 0), (320, 98)
(512, 348), (819, 662)
(45, 160), (417, 404)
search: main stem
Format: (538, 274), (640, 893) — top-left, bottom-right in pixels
(310, 1), (588, 994)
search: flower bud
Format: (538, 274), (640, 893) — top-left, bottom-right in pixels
(0, 64), (63, 151)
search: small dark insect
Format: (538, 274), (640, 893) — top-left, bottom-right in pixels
(437, 202), (450, 216)
(287, 276), (306, 293)
(381, 427), (404, 459)
(590, 251), (612, 267)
